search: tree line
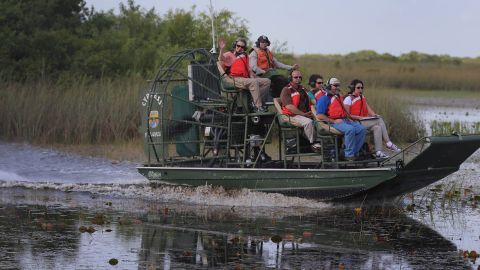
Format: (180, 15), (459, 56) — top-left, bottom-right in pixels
(1, 0), (477, 82)
(0, 0), (248, 81)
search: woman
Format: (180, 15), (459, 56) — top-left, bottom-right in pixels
(307, 74), (326, 104)
(343, 79), (400, 158)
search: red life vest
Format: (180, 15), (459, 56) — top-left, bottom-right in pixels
(229, 54), (250, 78)
(349, 95), (368, 117)
(314, 89), (326, 100)
(327, 95), (346, 119)
(282, 84), (310, 116)
(255, 48), (275, 70)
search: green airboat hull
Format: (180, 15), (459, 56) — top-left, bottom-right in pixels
(138, 48), (480, 202)
(138, 166), (397, 200)
(138, 135), (480, 202)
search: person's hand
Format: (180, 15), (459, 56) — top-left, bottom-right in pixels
(292, 64), (299, 70)
(332, 118), (343, 124)
(303, 111), (313, 117)
(218, 38), (225, 50)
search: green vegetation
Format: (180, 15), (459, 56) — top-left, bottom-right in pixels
(430, 121), (480, 136)
(294, 52), (480, 91)
(0, 0), (478, 147)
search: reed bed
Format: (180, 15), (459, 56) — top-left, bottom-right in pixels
(430, 121), (480, 136)
(295, 55), (480, 91)
(0, 77), (145, 144)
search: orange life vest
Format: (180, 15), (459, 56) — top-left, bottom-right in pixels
(229, 54), (250, 78)
(255, 48), (275, 70)
(282, 84), (310, 116)
(327, 95), (346, 119)
(349, 95), (368, 117)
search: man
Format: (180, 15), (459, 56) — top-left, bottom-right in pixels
(315, 78), (366, 161)
(280, 70), (322, 151)
(250, 35), (299, 99)
(218, 37), (270, 112)
(249, 35), (299, 77)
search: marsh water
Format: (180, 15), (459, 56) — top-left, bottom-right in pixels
(1, 101), (480, 269)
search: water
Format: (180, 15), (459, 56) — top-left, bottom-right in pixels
(412, 103), (480, 135)
(1, 100), (480, 269)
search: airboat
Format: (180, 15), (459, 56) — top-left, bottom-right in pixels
(137, 48), (480, 201)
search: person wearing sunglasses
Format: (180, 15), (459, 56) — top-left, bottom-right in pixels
(343, 79), (401, 158)
(315, 78), (366, 161)
(307, 74), (327, 104)
(279, 70), (323, 152)
(218, 37), (271, 113)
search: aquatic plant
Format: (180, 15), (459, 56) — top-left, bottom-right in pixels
(430, 120), (480, 136)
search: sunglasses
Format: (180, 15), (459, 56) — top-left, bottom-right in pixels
(332, 84), (341, 87)
(293, 76), (302, 79)
(356, 86), (364, 89)
(316, 81), (323, 84)
(236, 44), (246, 49)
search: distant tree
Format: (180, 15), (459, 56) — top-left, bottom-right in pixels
(0, 0), (88, 80)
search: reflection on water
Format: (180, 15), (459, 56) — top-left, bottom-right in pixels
(0, 188), (474, 269)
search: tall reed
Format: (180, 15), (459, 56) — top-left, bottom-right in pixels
(0, 77), (145, 144)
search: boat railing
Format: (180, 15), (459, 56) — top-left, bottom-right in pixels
(381, 136), (430, 168)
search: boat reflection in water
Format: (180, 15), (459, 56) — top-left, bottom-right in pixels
(139, 205), (470, 269)
(0, 188), (472, 269)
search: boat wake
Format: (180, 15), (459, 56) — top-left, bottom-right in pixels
(0, 141), (329, 209)
(0, 179), (329, 208)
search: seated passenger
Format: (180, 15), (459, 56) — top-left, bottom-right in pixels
(280, 70), (322, 152)
(249, 35), (298, 98)
(307, 74), (326, 104)
(249, 35), (299, 77)
(315, 78), (366, 161)
(343, 79), (401, 158)
(218, 37), (271, 112)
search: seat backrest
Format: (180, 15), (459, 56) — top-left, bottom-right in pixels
(310, 105), (342, 135)
(273, 98), (290, 123)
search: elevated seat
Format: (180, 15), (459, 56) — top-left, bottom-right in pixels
(217, 61), (251, 113)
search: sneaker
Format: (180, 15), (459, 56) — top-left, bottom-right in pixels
(311, 143), (322, 152)
(254, 106), (267, 113)
(344, 156), (357, 161)
(260, 152), (272, 162)
(375, 151), (389, 159)
(386, 142), (401, 153)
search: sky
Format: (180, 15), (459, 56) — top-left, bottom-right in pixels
(84, 0), (480, 58)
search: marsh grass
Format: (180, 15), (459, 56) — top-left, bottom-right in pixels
(430, 121), (480, 136)
(295, 55), (480, 91)
(0, 77), (424, 146)
(0, 77), (144, 144)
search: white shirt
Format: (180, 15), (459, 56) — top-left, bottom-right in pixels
(343, 95), (353, 106)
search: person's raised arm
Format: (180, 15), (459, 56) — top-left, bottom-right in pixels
(218, 38), (226, 62)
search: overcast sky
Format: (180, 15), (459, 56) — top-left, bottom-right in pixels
(85, 0), (480, 58)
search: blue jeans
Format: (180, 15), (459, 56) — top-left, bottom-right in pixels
(332, 119), (366, 157)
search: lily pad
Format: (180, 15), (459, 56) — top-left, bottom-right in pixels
(108, 258), (118, 265)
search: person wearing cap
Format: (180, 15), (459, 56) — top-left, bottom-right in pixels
(343, 79), (401, 158)
(315, 78), (366, 161)
(249, 35), (299, 77)
(307, 74), (327, 103)
(279, 70), (322, 152)
(218, 37), (271, 113)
